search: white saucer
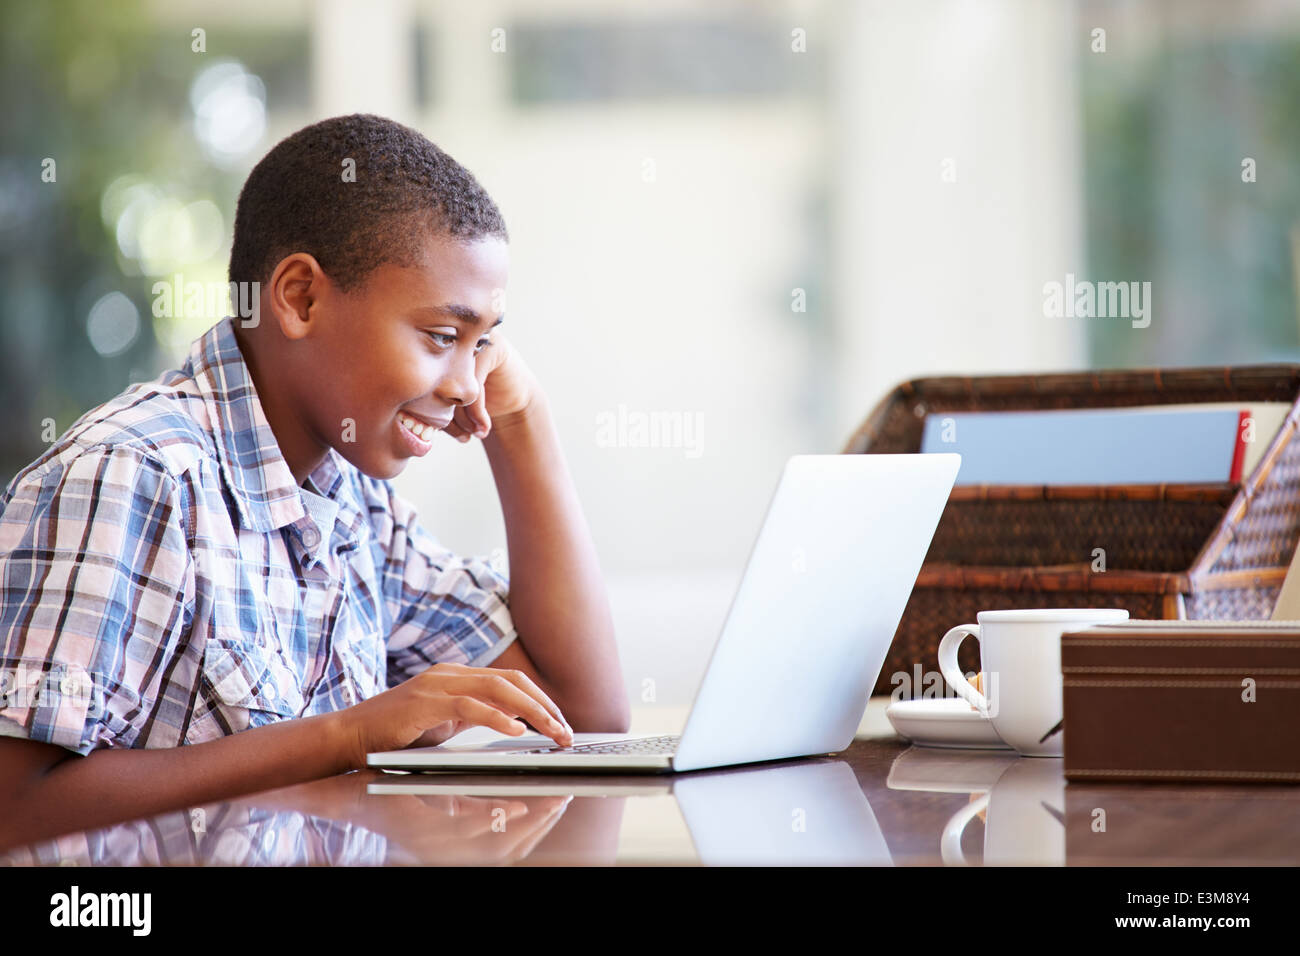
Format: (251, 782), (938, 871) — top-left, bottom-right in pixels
(885, 698), (1013, 750)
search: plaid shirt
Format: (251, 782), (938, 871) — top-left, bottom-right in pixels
(0, 316), (517, 756)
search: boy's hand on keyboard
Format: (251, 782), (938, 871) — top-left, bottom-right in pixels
(336, 662), (573, 769)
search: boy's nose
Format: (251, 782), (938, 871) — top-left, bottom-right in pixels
(434, 354), (481, 408)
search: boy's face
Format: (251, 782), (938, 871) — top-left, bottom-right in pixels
(296, 234), (509, 481)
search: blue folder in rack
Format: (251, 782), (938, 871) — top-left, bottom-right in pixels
(920, 406), (1246, 486)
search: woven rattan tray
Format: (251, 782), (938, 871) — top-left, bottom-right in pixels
(845, 366), (1300, 698)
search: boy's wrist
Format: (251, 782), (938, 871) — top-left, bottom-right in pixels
(485, 389), (550, 441)
(320, 709), (366, 773)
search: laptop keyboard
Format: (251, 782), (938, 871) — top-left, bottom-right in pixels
(515, 733), (681, 756)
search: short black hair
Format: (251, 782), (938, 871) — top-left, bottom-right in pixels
(228, 113), (508, 291)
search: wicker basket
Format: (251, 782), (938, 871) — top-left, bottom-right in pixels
(845, 365), (1300, 698)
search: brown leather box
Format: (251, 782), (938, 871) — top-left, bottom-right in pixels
(1061, 621), (1300, 784)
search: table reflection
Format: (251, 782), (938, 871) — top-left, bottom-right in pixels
(2, 756), (885, 866)
(2, 801), (390, 867)
(370, 758), (891, 866)
(9, 738), (1298, 866)
(884, 742), (1300, 866)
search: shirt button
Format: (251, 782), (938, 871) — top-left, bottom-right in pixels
(342, 684), (355, 705)
(264, 681), (278, 701)
(301, 525), (320, 549)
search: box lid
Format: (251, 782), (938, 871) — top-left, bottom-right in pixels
(1062, 620), (1300, 671)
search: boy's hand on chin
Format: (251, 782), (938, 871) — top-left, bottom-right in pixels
(444, 330), (541, 443)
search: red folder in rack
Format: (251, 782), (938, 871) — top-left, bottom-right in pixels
(1229, 410), (1249, 483)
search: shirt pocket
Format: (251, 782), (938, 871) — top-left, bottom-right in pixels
(201, 636), (307, 725)
(334, 624), (387, 703)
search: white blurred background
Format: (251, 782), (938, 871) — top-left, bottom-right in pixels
(329, 0), (1086, 715)
(8, 0), (1300, 721)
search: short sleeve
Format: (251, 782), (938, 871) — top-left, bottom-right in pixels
(0, 444), (192, 755)
(368, 480), (517, 688)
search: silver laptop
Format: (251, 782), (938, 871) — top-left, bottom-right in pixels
(366, 452), (961, 774)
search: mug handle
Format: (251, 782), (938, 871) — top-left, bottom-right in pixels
(939, 624), (988, 715)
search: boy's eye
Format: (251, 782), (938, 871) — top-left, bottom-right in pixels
(426, 332), (492, 353)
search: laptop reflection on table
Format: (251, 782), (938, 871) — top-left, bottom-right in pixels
(369, 759), (891, 866)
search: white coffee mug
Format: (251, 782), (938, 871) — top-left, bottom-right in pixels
(937, 608), (1129, 756)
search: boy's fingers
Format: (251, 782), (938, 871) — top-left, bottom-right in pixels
(421, 671), (569, 743)
(426, 663), (568, 728)
(461, 398), (490, 438)
(490, 669), (570, 732)
(437, 673), (571, 744)
(445, 694), (528, 736)
(449, 404), (485, 441)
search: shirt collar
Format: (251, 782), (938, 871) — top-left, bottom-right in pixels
(302, 442), (367, 556)
(187, 318), (364, 559)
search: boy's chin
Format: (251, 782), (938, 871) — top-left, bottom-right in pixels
(336, 445), (408, 481)
(370, 454), (409, 480)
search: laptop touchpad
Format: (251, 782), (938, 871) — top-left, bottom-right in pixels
(436, 733), (626, 752)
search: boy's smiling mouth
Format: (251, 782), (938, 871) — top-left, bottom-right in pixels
(396, 410), (452, 456)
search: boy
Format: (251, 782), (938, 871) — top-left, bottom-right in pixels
(0, 114), (629, 850)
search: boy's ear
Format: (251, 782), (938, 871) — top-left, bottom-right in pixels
(266, 252), (329, 341)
